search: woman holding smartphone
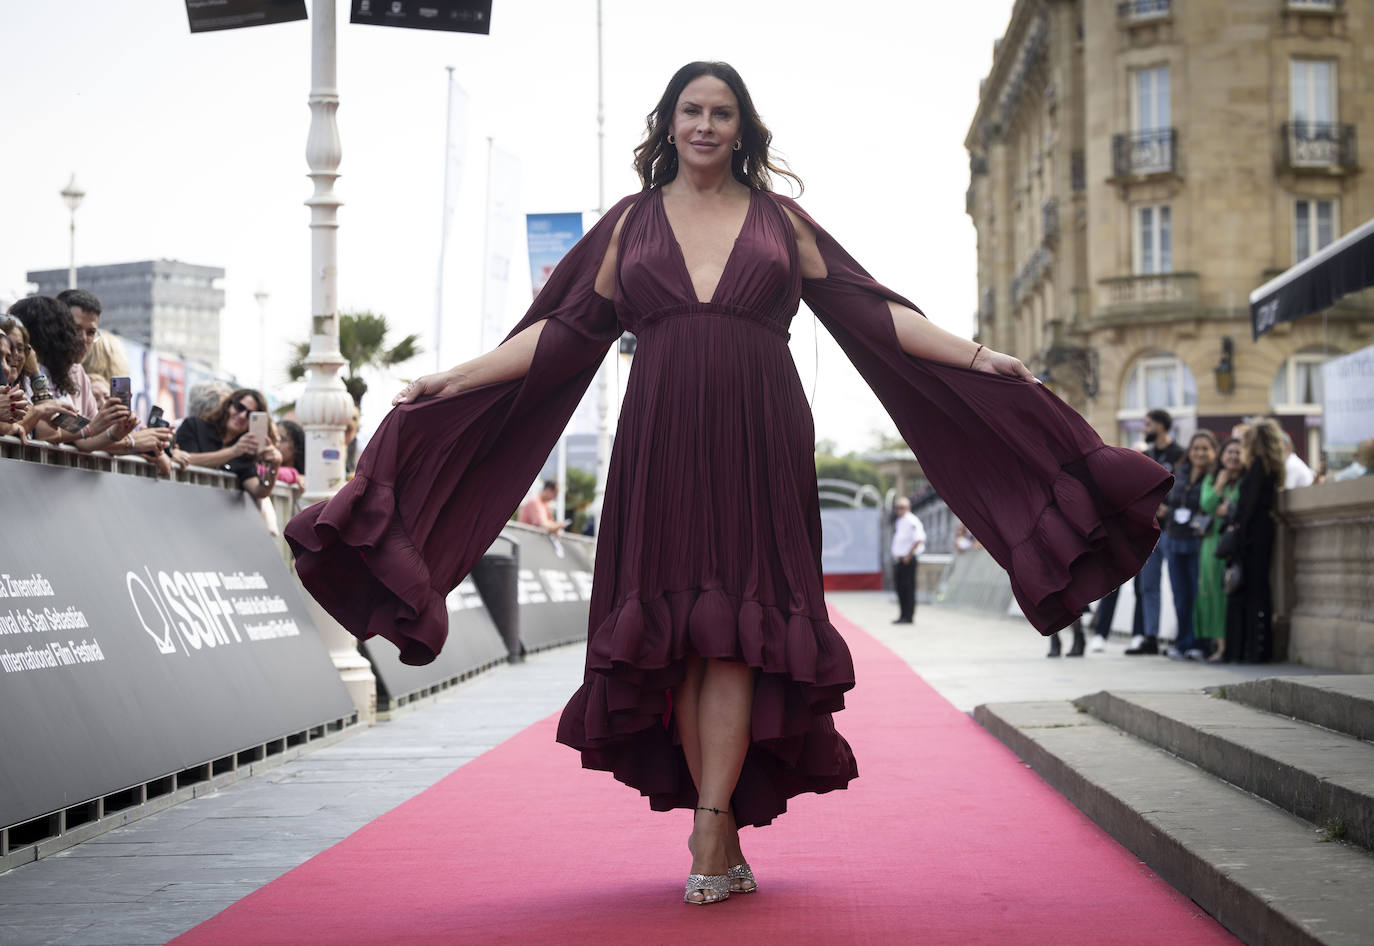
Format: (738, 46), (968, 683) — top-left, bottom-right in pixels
(176, 387), (281, 499)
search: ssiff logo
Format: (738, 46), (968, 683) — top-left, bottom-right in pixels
(125, 567), (242, 657)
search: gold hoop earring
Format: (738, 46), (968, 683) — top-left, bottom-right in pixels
(733, 140), (742, 151)
(667, 134), (676, 145)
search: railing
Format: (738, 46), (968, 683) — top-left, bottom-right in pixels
(1117, 0), (1170, 19)
(0, 436), (303, 552)
(1097, 272), (1199, 311)
(1113, 129), (1176, 177)
(1281, 121), (1357, 171)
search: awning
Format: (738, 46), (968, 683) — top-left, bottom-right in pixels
(1249, 216), (1374, 340)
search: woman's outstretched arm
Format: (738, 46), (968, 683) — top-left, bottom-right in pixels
(784, 206), (1035, 381)
(394, 205), (631, 406)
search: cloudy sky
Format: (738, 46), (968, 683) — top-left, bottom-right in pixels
(1, 0), (1014, 453)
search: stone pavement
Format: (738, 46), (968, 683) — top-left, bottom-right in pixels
(0, 593), (1330, 945)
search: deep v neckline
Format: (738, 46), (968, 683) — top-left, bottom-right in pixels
(658, 186), (756, 306)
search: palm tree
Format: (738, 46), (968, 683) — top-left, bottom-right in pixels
(287, 310), (422, 412)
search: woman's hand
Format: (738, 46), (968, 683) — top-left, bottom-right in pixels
(170, 448), (192, 469)
(24, 399), (81, 428)
(130, 427), (173, 454)
(393, 369), (465, 405)
(1216, 500), (1231, 518)
(90, 396), (130, 437)
(971, 346), (1037, 382)
(235, 433), (263, 457)
(260, 445), (283, 466)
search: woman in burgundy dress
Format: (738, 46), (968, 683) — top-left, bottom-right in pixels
(286, 62), (1171, 906)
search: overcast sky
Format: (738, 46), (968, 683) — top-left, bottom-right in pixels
(1, 0), (1014, 454)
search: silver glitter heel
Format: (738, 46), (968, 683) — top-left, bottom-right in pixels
(684, 872), (730, 905)
(728, 862), (757, 894)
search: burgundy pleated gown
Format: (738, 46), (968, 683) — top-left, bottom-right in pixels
(286, 188), (1171, 828)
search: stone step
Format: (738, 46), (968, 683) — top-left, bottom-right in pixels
(1216, 675), (1374, 743)
(975, 700), (1374, 946)
(1074, 689), (1374, 852)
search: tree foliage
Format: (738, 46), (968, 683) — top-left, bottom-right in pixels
(288, 310), (422, 412)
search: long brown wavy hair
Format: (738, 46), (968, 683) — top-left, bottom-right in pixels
(633, 61), (802, 195)
(1241, 418), (1287, 504)
(203, 387), (270, 443)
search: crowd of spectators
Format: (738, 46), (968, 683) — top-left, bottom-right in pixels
(1, 291), (304, 501)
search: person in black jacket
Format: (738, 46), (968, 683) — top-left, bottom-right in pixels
(176, 387), (281, 499)
(1220, 418), (1285, 663)
(1162, 430), (1218, 659)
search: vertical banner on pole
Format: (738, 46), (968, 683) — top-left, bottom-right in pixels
(435, 73), (470, 370)
(525, 212), (585, 298)
(481, 146), (521, 351)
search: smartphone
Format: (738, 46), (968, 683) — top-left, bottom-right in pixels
(147, 405), (168, 428)
(51, 412), (91, 434)
(110, 376), (132, 407)
(248, 411), (269, 443)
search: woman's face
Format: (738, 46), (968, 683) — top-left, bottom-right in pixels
(1221, 442), (1243, 471)
(1189, 438), (1216, 473)
(5, 329), (24, 377)
(0, 335), (11, 385)
(226, 393), (259, 437)
(278, 435), (296, 468)
(670, 76), (742, 177)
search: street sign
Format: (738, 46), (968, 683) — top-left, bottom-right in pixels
(184, 0), (307, 33)
(350, 0), (492, 34)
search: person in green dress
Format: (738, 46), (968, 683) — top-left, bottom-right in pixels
(1195, 437), (1242, 660)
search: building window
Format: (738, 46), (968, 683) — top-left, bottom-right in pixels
(1291, 60), (1335, 126)
(1270, 352), (1328, 412)
(1294, 199), (1336, 261)
(1118, 352), (1197, 446)
(1134, 204), (1173, 274)
(1132, 66), (1170, 133)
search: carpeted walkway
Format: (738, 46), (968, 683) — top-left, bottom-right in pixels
(173, 606), (1234, 945)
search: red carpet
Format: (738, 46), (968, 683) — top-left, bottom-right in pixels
(174, 605), (1234, 945)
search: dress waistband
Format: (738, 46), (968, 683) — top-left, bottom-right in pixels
(632, 303), (791, 341)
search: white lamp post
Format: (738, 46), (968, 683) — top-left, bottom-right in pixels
(61, 174), (85, 290)
(295, 0), (375, 721)
(253, 286), (270, 392)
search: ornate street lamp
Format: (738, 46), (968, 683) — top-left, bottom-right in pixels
(60, 174), (85, 290)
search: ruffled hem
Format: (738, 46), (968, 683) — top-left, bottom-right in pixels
(556, 587), (858, 827)
(285, 472), (448, 666)
(1008, 446), (1171, 634)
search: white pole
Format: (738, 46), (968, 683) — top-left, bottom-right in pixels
(435, 65), (455, 372)
(479, 135), (494, 353)
(68, 213), (77, 290)
(254, 286), (270, 392)
(590, 0), (611, 536)
(296, 0), (375, 721)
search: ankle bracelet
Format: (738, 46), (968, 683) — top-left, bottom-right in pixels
(695, 806), (727, 815)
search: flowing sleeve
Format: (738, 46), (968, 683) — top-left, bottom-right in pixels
(285, 195), (636, 665)
(778, 195), (1171, 635)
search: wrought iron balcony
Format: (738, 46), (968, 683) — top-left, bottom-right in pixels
(1281, 121), (1357, 171)
(1117, 0), (1170, 19)
(1113, 129), (1176, 177)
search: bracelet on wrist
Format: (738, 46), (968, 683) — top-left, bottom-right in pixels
(969, 344), (985, 369)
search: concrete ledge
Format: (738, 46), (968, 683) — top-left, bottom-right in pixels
(1219, 676), (1374, 743)
(975, 699), (1374, 946)
(1075, 690), (1374, 851)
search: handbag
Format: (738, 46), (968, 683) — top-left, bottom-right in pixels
(1214, 525), (1239, 561)
(1223, 561), (1244, 596)
(1189, 512), (1213, 537)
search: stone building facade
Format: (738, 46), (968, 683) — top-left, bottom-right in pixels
(966, 0), (1374, 462)
(28, 260), (225, 371)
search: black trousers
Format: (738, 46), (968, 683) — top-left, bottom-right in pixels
(894, 557), (917, 622)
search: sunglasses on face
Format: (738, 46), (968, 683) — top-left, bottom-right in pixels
(229, 400), (253, 415)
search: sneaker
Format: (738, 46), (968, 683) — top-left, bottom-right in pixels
(1185, 648), (1206, 661)
(1088, 636), (1107, 653)
(1124, 636), (1158, 656)
(1164, 646), (1186, 660)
